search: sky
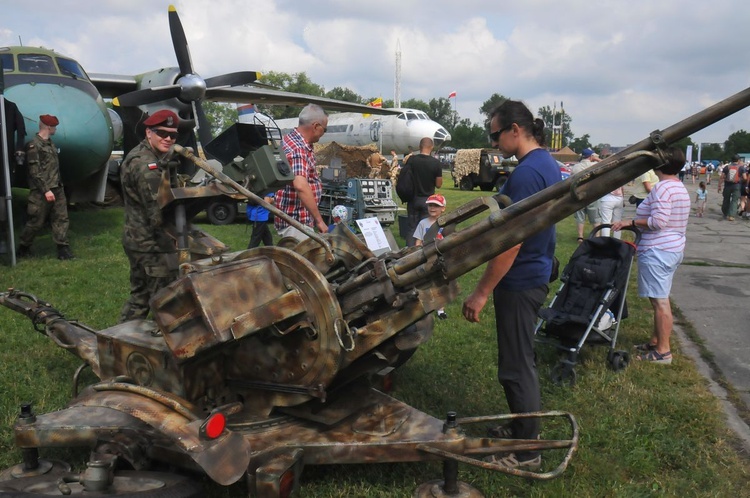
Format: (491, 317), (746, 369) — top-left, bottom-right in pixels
(3, 0), (750, 148)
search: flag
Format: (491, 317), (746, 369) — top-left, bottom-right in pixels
(363, 97), (382, 117)
(448, 91), (457, 99)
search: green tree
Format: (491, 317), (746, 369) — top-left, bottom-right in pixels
(699, 142), (723, 162)
(427, 97), (457, 131)
(325, 87), (364, 104)
(201, 102), (238, 138)
(479, 93), (508, 122)
(724, 130), (750, 160)
(257, 71), (325, 119)
(672, 137), (695, 157)
(567, 134), (592, 154)
(450, 118), (488, 149)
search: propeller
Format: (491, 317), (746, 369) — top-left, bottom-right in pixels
(113, 5), (259, 147)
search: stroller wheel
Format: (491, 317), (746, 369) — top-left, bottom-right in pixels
(551, 362), (577, 386)
(608, 350), (630, 372)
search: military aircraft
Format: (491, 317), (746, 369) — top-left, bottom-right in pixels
(0, 5), (396, 203)
(263, 108), (451, 155)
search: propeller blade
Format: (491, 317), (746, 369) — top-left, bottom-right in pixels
(168, 5), (194, 75)
(204, 71), (260, 88)
(193, 101), (214, 149)
(113, 85), (182, 107)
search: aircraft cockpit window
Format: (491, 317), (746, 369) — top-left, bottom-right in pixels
(405, 112), (418, 121)
(416, 112), (429, 120)
(398, 113), (407, 120)
(18, 54), (57, 74)
(1, 54), (14, 73)
(57, 57), (88, 80)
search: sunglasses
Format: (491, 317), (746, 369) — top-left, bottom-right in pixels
(488, 124), (513, 143)
(150, 128), (179, 140)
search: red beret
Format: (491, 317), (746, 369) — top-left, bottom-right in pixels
(40, 114), (59, 126)
(143, 109), (179, 128)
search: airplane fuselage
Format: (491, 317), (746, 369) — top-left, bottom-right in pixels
(1, 46), (119, 201)
(274, 108), (451, 155)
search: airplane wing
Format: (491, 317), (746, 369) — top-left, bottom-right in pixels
(89, 73), (398, 116)
(89, 73), (138, 99)
(205, 86), (399, 115)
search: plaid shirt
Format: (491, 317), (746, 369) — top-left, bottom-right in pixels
(275, 128), (322, 230)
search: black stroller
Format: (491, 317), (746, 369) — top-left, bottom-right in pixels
(535, 225), (641, 385)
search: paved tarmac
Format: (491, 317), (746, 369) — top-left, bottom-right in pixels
(624, 180), (750, 452)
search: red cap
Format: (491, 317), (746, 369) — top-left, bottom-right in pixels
(426, 194), (446, 207)
(39, 114), (59, 126)
(143, 109), (179, 128)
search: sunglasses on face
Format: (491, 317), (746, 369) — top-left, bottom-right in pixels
(150, 128), (179, 140)
(488, 124), (513, 143)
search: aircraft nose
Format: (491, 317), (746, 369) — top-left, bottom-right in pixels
(432, 127), (451, 149)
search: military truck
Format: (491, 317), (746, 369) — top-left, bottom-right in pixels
(451, 148), (517, 192)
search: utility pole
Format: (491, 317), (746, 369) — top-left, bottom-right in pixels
(394, 40), (401, 109)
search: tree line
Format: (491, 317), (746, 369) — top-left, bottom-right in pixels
(201, 71), (750, 161)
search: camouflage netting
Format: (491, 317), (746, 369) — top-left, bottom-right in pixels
(453, 149), (483, 181)
(314, 142), (391, 179)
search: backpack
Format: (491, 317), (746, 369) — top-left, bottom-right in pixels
(395, 163), (415, 203)
(727, 165), (742, 184)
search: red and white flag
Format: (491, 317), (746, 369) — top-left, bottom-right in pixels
(448, 91), (457, 99)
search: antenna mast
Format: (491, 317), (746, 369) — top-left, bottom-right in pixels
(394, 39), (401, 108)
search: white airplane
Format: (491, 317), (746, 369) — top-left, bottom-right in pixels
(243, 106), (451, 154)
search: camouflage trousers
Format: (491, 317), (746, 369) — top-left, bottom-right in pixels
(19, 187), (70, 247)
(119, 249), (178, 323)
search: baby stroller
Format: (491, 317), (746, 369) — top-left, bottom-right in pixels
(535, 224), (641, 385)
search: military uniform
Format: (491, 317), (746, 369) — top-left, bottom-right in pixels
(119, 139), (178, 322)
(19, 133), (71, 250)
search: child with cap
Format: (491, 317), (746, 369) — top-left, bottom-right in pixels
(413, 193), (448, 319)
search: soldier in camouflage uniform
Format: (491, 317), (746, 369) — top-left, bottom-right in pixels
(18, 115), (74, 260)
(119, 110), (181, 323)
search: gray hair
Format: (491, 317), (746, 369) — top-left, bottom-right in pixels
(298, 104), (328, 126)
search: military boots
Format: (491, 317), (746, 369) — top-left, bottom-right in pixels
(57, 245), (75, 260)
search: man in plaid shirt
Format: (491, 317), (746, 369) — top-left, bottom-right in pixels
(275, 104), (329, 241)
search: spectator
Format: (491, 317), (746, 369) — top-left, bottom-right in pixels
(413, 193), (448, 320)
(247, 193), (274, 248)
(461, 99), (560, 470)
(274, 104), (329, 242)
(695, 181), (707, 217)
(718, 154), (746, 221)
(612, 146), (690, 364)
(403, 137), (443, 246)
(571, 148), (601, 242)
(598, 184), (624, 239)
(631, 169), (658, 206)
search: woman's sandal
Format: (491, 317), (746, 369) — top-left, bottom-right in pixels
(636, 350), (672, 364)
(577, 237), (584, 243)
(633, 342), (657, 352)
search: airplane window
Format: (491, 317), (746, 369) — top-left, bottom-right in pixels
(57, 57), (88, 80)
(18, 54), (57, 74)
(406, 112), (418, 121)
(1, 54), (14, 73)
(417, 112), (429, 120)
(398, 113), (406, 120)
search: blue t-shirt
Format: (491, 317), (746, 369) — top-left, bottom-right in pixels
(498, 148), (560, 291)
(247, 193), (274, 222)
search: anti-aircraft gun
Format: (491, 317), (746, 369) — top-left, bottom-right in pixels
(3, 84), (750, 497)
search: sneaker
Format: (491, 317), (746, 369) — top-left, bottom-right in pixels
(484, 452), (541, 470)
(636, 350), (672, 364)
(57, 245), (75, 260)
(436, 310), (448, 320)
(487, 423), (514, 439)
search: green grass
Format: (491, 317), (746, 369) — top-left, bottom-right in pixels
(1, 176), (749, 497)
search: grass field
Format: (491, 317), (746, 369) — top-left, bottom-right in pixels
(1, 177), (749, 497)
